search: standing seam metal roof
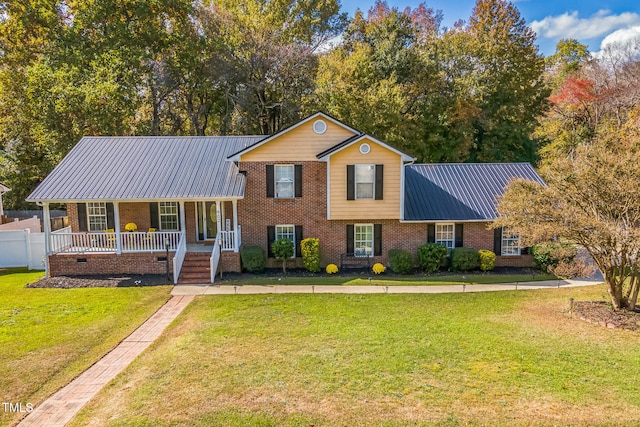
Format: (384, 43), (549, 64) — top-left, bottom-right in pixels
(27, 136), (264, 201)
(404, 163), (545, 221)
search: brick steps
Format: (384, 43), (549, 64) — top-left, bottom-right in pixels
(177, 252), (211, 284)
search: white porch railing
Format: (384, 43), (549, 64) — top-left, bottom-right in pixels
(49, 231), (181, 254)
(120, 231), (180, 252)
(210, 231), (221, 284)
(220, 227), (241, 251)
(50, 226), (72, 254)
(172, 231), (187, 284)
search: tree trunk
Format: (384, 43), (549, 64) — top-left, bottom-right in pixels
(629, 273), (640, 311)
(604, 268), (623, 310)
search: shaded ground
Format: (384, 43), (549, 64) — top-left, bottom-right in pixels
(28, 274), (171, 288)
(573, 300), (640, 331)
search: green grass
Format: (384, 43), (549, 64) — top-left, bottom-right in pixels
(217, 272), (557, 287)
(71, 284), (640, 426)
(0, 268), (172, 427)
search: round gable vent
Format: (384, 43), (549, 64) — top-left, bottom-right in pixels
(359, 143), (371, 154)
(313, 119), (327, 134)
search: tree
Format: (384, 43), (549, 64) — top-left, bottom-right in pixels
(271, 239), (294, 274)
(496, 127), (640, 311)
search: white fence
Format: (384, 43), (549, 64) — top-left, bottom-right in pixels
(0, 229), (45, 270)
(0, 216), (41, 232)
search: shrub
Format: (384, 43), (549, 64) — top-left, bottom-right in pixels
(531, 242), (577, 272)
(478, 250), (496, 271)
(240, 246), (266, 273)
(300, 238), (321, 273)
(326, 263), (339, 274)
(388, 249), (414, 274)
(450, 247), (480, 271)
(271, 239), (294, 273)
(417, 243), (448, 273)
(372, 263), (385, 274)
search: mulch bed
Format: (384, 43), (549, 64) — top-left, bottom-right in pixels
(27, 275), (171, 289)
(572, 301), (640, 331)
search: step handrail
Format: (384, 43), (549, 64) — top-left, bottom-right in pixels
(210, 231), (222, 284)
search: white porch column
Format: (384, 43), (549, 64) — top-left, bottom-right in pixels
(179, 201), (186, 238)
(114, 202), (122, 254)
(42, 202), (51, 276)
(232, 199), (239, 251)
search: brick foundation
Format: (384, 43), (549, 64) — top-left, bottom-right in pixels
(49, 252), (175, 277)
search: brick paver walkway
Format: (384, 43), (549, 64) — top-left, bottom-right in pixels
(19, 295), (194, 427)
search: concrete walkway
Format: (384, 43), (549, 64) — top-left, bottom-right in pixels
(19, 295), (194, 427)
(171, 278), (602, 296)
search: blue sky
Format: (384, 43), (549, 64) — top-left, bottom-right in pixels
(339, 0), (640, 56)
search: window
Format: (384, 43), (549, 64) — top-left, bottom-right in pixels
(501, 227), (520, 256)
(275, 224), (296, 258)
(355, 164), (375, 199)
(436, 223), (455, 249)
(159, 202), (179, 230)
(87, 202), (107, 232)
(275, 165), (294, 198)
(354, 224), (373, 257)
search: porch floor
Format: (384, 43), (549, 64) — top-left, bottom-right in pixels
(186, 243), (214, 253)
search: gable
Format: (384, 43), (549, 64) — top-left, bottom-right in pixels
(232, 112), (358, 162)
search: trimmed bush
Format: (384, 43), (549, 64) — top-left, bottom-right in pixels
(240, 246), (266, 273)
(451, 247), (480, 271)
(388, 249), (414, 274)
(478, 250), (496, 271)
(372, 263), (385, 274)
(326, 263), (339, 274)
(417, 243), (448, 273)
(531, 242), (578, 273)
(300, 238), (321, 273)
(271, 239), (294, 273)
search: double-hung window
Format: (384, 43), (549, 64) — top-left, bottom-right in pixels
(159, 202), (179, 230)
(354, 224), (374, 257)
(435, 223), (455, 249)
(355, 165), (375, 199)
(87, 202), (107, 232)
(275, 224), (296, 258)
(275, 165), (295, 198)
(501, 227), (520, 256)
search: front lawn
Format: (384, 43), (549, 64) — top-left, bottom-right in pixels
(71, 284), (640, 426)
(0, 268), (172, 426)
(216, 271), (557, 287)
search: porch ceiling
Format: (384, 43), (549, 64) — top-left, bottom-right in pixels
(27, 136), (263, 202)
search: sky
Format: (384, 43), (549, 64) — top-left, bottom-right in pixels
(339, 0), (640, 56)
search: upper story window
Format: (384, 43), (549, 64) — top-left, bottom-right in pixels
(435, 223), (455, 249)
(275, 165), (295, 198)
(159, 202), (179, 230)
(87, 202), (107, 232)
(501, 227), (520, 256)
(347, 164), (383, 201)
(355, 164), (375, 199)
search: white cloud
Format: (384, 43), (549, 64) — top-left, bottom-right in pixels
(600, 26), (640, 48)
(531, 10), (640, 40)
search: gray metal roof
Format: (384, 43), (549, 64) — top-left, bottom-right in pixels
(404, 163), (545, 221)
(27, 136), (264, 202)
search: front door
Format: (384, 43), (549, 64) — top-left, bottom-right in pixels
(197, 201), (219, 241)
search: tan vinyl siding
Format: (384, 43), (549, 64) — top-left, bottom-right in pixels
(329, 138), (401, 220)
(240, 120), (356, 162)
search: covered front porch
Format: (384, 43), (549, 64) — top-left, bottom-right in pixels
(42, 199), (242, 283)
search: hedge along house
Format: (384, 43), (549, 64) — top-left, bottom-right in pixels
(28, 112), (545, 283)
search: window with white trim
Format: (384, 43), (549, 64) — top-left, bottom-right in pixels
(275, 165), (295, 198)
(159, 202), (179, 230)
(501, 227), (520, 256)
(354, 224), (374, 257)
(87, 202), (107, 232)
(275, 224), (296, 258)
(435, 223), (455, 249)
(355, 164), (375, 199)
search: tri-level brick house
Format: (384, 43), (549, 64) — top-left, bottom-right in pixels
(27, 112), (544, 283)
